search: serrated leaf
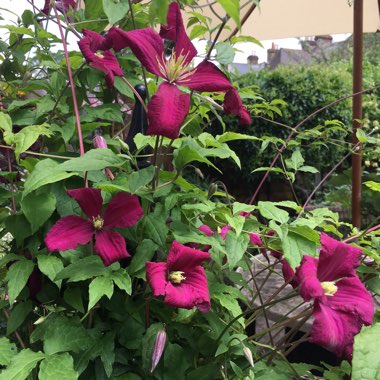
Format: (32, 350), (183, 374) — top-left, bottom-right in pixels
(58, 149), (125, 171)
(0, 338), (17, 366)
(225, 232), (249, 269)
(55, 256), (108, 282)
(352, 323), (380, 380)
(88, 276), (114, 310)
(7, 301), (32, 335)
(23, 159), (77, 198)
(6, 260), (34, 304)
(111, 270), (131, 294)
(37, 255), (63, 288)
(21, 192), (56, 233)
(39, 353), (78, 380)
(0, 349), (45, 380)
(102, 0), (129, 25)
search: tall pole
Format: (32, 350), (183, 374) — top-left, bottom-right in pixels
(352, 0), (363, 228)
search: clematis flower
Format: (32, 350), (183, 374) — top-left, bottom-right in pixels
(45, 188), (143, 266)
(78, 29), (124, 88)
(146, 240), (211, 312)
(296, 233), (374, 358)
(105, 2), (251, 139)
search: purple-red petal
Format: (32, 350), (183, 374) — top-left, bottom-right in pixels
(147, 82), (190, 139)
(167, 241), (210, 272)
(146, 262), (168, 297)
(106, 27), (165, 77)
(179, 60), (233, 92)
(317, 233), (362, 282)
(103, 192), (143, 229)
(249, 233), (263, 247)
(310, 300), (361, 359)
(160, 2), (197, 66)
(219, 225), (231, 240)
(45, 216), (93, 251)
(164, 266), (211, 312)
(198, 225), (214, 237)
(94, 230), (130, 266)
(67, 188), (103, 220)
(297, 255), (324, 301)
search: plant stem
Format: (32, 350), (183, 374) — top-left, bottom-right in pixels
(343, 221), (380, 243)
(53, 5), (85, 156)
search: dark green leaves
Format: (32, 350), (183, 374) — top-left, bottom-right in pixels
(6, 260), (34, 304)
(225, 232), (249, 269)
(88, 276), (114, 310)
(0, 338), (17, 366)
(39, 353), (78, 380)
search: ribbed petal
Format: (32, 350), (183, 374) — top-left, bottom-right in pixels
(147, 82), (190, 139)
(249, 233), (263, 246)
(310, 300), (361, 359)
(198, 225), (214, 237)
(318, 233), (362, 282)
(94, 230), (130, 266)
(106, 27), (165, 77)
(81, 29), (107, 51)
(167, 240), (210, 272)
(164, 266), (210, 312)
(159, 2), (197, 66)
(103, 192), (143, 229)
(178, 60), (233, 92)
(146, 262), (168, 297)
(297, 256), (324, 301)
(326, 277), (374, 326)
(67, 188), (103, 220)
(45, 216), (93, 251)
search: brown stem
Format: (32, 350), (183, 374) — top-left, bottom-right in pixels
(3, 309), (26, 349)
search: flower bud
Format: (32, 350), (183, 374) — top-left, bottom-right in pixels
(93, 135), (107, 149)
(243, 346), (254, 368)
(151, 329), (167, 372)
(208, 183), (218, 198)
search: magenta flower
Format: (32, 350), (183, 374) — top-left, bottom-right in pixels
(146, 241), (211, 312)
(296, 233), (374, 358)
(106, 2), (251, 139)
(43, 0), (76, 15)
(78, 29), (123, 88)
(45, 188), (143, 266)
(199, 224), (231, 240)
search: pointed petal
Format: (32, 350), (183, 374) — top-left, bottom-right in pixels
(164, 266), (210, 312)
(67, 188), (103, 220)
(146, 262), (168, 297)
(45, 216), (93, 251)
(239, 106), (251, 125)
(297, 256), (324, 301)
(281, 260), (298, 287)
(223, 89), (251, 125)
(310, 300), (361, 358)
(318, 233), (362, 281)
(106, 27), (164, 77)
(167, 241), (210, 272)
(147, 82), (190, 139)
(94, 230), (130, 266)
(178, 60), (233, 92)
(103, 192), (143, 229)
(160, 2), (197, 65)
(198, 225), (214, 237)
(249, 233), (263, 247)
(327, 277), (374, 326)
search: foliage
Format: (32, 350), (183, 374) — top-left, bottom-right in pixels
(0, 1), (378, 379)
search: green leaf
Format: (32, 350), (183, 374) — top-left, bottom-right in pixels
(282, 231), (317, 269)
(356, 128), (367, 143)
(215, 42), (235, 65)
(366, 277), (380, 295)
(258, 201), (289, 224)
(39, 353), (78, 380)
(111, 270), (131, 295)
(5, 215), (32, 246)
(0, 338), (17, 366)
(225, 232), (249, 269)
(352, 323), (380, 380)
(0, 349), (45, 380)
(128, 166), (155, 194)
(216, 0), (240, 26)
(286, 150), (304, 171)
(128, 239), (158, 277)
(21, 192), (56, 233)
(102, 0), (129, 25)
(143, 214), (168, 249)
(299, 165), (319, 173)
(58, 149), (125, 171)
(230, 35), (263, 47)
(149, 0), (169, 24)
(0, 111), (12, 134)
(364, 181), (380, 192)
(63, 288), (85, 313)
(23, 159), (77, 198)
(99, 332), (115, 377)
(6, 260), (34, 304)
(225, 215), (245, 237)
(81, 104), (123, 123)
(7, 301), (32, 335)
(88, 276), (114, 310)
(55, 256), (108, 282)
(37, 255), (63, 288)
(113, 76), (134, 99)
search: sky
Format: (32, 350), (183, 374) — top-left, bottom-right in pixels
(0, 0), (351, 64)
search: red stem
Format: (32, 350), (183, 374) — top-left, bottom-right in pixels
(53, 5), (85, 156)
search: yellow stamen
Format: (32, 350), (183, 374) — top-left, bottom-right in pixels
(321, 281), (338, 296)
(92, 215), (104, 230)
(168, 271), (186, 284)
(95, 51), (104, 59)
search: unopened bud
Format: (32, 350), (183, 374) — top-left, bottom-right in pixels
(151, 329), (167, 372)
(243, 346), (254, 368)
(208, 183), (218, 198)
(93, 135), (107, 149)
(194, 167), (204, 179)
